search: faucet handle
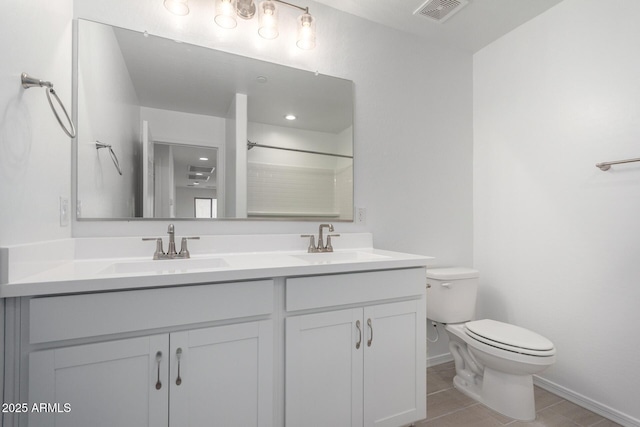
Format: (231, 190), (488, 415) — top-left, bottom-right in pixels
(326, 234), (340, 252)
(142, 237), (165, 260)
(301, 234), (318, 253)
(179, 237), (200, 258)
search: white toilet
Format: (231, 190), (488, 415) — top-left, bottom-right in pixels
(426, 267), (556, 421)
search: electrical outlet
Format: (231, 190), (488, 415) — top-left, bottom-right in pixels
(59, 197), (69, 226)
(357, 207), (367, 224)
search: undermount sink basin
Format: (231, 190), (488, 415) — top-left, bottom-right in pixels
(292, 251), (391, 264)
(99, 257), (230, 275)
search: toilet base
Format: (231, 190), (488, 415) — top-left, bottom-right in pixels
(482, 367), (536, 421)
(453, 367), (535, 421)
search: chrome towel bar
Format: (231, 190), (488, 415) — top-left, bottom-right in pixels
(596, 157), (640, 171)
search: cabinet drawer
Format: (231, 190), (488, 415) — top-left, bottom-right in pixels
(29, 280), (274, 344)
(286, 268), (425, 311)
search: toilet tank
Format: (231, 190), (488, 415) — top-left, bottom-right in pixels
(426, 267), (479, 324)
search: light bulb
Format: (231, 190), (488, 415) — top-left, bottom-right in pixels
(215, 0), (238, 29)
(258, 1), (279, 40)
(297, 12), (316, 49)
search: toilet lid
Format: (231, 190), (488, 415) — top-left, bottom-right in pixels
(465, 319), (555, 356)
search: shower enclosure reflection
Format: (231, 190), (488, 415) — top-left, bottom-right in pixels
(75, 19), (354, 220)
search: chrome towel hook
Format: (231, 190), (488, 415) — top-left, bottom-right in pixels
(21, 72), (77, 138)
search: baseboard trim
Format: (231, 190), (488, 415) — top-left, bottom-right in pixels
(533, 376), (640, 427)
(426, 353), (453, 368)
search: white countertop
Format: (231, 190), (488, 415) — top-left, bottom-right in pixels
(0, 233), (433, 298)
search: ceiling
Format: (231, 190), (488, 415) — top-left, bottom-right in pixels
(313, 0), (565, 53)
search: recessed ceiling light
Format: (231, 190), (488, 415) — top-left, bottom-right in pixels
(256, 76), (268, 83)
(199, 157), (208, 161)
(196, 172), (203, 176)
(285, 114), (296, 121)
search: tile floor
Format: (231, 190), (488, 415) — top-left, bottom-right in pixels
(417, 361), (622, 427)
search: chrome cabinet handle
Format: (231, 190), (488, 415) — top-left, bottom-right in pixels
(175, 348), (183, 386)
(367, 318), (373, 347)
(155, 351), (163, 390)
(355, 320), (362, 349)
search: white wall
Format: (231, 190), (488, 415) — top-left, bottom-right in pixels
(76, 19), (140, 218)
(0, 0), (73, 246)
(225, 96), (238, 218)
(140, 107), (225, 145)
(474, 0), (640, 424)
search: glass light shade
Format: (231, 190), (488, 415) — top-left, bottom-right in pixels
(296, 12), (316, 49)
(258, 1), (279, 40)
(164, 0), (190, 16)
(215, 0), (238, 29)
(236, 0), (256, 19)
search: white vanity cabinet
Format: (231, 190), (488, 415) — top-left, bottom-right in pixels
(285, 268), (427, 427)
(2, 247), (430, 427)
(16, 280), (274, 427)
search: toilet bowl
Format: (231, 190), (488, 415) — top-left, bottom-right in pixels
(426, 268), (556, 421)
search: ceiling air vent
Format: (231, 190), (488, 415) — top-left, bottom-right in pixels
(189, 165), (215, 174)
(413, 0), (468, 23)
(188, 174), (211, 182)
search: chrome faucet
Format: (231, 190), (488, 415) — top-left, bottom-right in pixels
(143, 224), (200, 260)
(318, 223), (334, 251)
(167, 224), (178, 257)
(301, 224), (340, 253)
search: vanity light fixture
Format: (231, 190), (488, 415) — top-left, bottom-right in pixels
(164, 0), (190, 16)
(212, 0), (316, 49)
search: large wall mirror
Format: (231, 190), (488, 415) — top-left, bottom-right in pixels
(75, 19), (354, 221)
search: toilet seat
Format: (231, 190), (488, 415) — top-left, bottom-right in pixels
(465, 319), (556, 357)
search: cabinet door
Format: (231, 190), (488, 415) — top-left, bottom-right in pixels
(169, 320), (273, 427)
(286, 308), (363, 427)
(363, 300), (426, 427)
(29, 335), (169, 427)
